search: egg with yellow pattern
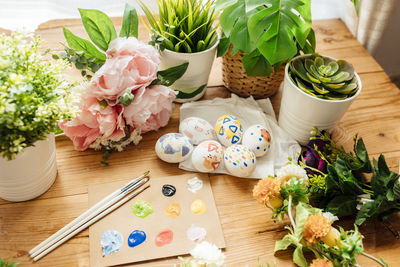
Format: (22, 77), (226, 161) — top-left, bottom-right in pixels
(215, 115), (243, 147)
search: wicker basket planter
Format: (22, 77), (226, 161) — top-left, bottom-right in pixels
(222, 46), (285, 99)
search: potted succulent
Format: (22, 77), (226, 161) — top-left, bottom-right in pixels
(0, 32), (73, 202)
(139, 0), (219, 102)
(278, 54), (361, 144)
(216, 0), (315, 99)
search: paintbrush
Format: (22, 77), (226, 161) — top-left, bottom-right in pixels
(29, 171), (150, 261)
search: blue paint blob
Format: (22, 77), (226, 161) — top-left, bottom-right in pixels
(233, 162), (237, 166)
(244, 162), (248, 167)
(182, 146), (190, 156)
(128, 230), (146, 248)
(256, 146), (260, 150)
(101, 230), (123, 257)
(164, 144), (174, 154)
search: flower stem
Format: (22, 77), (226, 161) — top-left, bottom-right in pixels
(288, 195), (296, 231)
(361, 252), (387, 267)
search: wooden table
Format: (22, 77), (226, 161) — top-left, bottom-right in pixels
(1, 18), (400, 266)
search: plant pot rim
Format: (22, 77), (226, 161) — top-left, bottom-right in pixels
(285, 53), (362, 103)
(161, 33), (220, 56)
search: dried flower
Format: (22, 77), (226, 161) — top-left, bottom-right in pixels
(309, 258), (333, 267)
(253, 178), (283, 208)
(303, 214), (332, 245)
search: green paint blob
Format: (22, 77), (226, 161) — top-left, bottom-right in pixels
(131, 200), (154, 218)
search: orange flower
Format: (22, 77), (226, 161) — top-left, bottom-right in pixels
(309, 258), (333, 267)
(303, 214), (332, 245)
(253, 178), (282, 208)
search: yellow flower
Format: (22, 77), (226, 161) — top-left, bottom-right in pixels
(303, 214), (332, 245)
(253, 178), (283, 208)
(309, 258), (333, 267)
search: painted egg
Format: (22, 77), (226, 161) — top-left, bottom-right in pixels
(191, 140), (223, 172)
(215, 115), (243, 147)
(179, 117), (217, 145)
(155, 133), (193, 163)
(224, 145), (256, 177)
(242, 125), (272, 157)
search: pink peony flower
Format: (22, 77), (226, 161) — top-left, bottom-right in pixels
(88, 37), (160, 104)
(123, 85), (176, 134)
(59, 97), (125, 151)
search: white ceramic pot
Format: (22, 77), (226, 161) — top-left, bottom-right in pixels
(159, 38), (219, 103)
(0, 134), (57, 202)
(278, 55), (362, 145)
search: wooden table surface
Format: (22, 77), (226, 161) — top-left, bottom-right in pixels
(1, 18), (400, 266)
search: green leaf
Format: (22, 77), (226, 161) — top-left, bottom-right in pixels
(120, 4), (139, 38)
(217, 37), (230, 57)
(118, 90), (135, 106)
(62, 28), (106, 61)
(326, 195), (358, 217)
(247, 0), (312, 65)
(152, 62), (189, 86)
(242, 49), (272, 76)
(355, 198), (383, 225)
(274, 234), (295, 252)
(293, 247), (308, 267)
(79, 8), (117, 51)
(393, 180), (400, 201)
(371, 155), (399, 196)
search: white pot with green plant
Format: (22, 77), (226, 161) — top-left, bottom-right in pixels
(140, 0), (219, 102)
(0, 32), (73, 202)
(278, 54), (362, 144)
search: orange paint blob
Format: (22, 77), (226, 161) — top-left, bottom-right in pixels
(155, 229), (173, 247)
(164, 202), (181, 218)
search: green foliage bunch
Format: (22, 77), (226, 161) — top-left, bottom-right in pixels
(0, 32), (73, 160)
(216, 0), (315, 77)
(139, 0), (219, 53)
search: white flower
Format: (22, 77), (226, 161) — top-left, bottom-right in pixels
(322, 212), (339, 223)
(276, 164), (308, 186)
(189, 241), (225, 267)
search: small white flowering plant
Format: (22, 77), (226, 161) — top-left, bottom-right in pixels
(0, 32), (73, 160)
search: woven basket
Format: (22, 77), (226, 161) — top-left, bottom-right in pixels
(222, 46), (285, 99)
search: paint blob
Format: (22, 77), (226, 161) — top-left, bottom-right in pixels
(186, 224), (207, 242)
(101, 230), (123, 257)
(187, 177), (203, 193)
(131, 200), (153, 218)
(190, 199), (206, 214)
(162, 184), (176, 197)
(165, 202), (181, 218)
(155, 229), (174, 247)
(127, 230), (146, 248)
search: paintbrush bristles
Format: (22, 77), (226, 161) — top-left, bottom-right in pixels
(29, 171), (150, 260)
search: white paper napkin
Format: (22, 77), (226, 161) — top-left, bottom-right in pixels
(178, 94), (301, 178)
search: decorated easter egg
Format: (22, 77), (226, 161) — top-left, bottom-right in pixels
(224, 145), (256, 177)
(242, 125), (272, 157)
(179, 117), (216, 145)
(191, 140), (223, 172)
(215, 115), (243, 147)
(155, 133), (193, 163)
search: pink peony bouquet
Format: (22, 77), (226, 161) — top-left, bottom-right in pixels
(60, 37), (187, 155)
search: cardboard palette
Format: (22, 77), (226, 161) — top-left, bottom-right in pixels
(88, 173), (225, 266)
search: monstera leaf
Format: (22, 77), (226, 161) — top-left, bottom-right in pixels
(247, 0), (312, 65)
(217, 0), (314, 76)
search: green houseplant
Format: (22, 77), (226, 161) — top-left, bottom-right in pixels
(139, 0), (220, 102)
(0, 32), (73, 202)
(216, 0), (315, 98)
(278, 54), (362, 145)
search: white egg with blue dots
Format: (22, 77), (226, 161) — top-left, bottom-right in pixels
(224, 144), (256, 177)
(242, 125), (272, 157)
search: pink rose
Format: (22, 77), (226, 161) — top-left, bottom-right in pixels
(88, 37), (160, 104)
(123, 85), (176, 134)
(59, 97), (125, 151)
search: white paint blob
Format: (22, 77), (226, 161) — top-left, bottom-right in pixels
(187, 177), (203, 193)
(186, 224), (207, 242)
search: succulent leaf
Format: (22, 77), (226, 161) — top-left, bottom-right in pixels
(289, 54), (358, 100)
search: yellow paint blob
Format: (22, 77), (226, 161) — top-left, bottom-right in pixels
(190, 199), (206, 214)
(164, 202), (181, 218)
